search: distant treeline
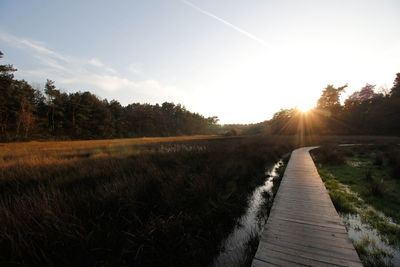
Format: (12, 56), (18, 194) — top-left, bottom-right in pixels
(237, 74), (400, 136)
(0, 52), (219, 141)
(1, 51), (399, 141)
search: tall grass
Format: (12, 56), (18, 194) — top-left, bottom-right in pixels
(0, 136), (294, 266)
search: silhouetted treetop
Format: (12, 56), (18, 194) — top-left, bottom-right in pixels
(390, 73), (400, 98)
(0, 51), (17, 76)
(344, 84), (383, 108)
(317, 84), (347, 112)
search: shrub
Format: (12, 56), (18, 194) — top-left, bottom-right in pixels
(224, 128), (239, 136)
(313, 145), (345, 165)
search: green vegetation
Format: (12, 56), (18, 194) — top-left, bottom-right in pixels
(313, 145), (400, 222)
(312, 145), (400, 266)
(0, 136), (293, 266)
(353, 236), (394, 267)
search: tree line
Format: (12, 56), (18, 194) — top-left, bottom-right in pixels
(0, 52), (218, 141)
(247, 74), (400, 136)
(2, 50), (399, 141)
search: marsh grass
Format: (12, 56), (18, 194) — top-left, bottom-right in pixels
(317, 168), (359, 214)
(353, 237), (394, 267)
(312, 145), (400, 223)
(1, 135), (398, 266)
(312, 144), (400, 266)
(0, 135), (296, 266)
(312, 145), (346, 165)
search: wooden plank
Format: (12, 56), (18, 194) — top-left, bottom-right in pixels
(252, 147), (362, 267)
(259, 242), (362, 267)
(254, 254), (309, 267)
(265, 218), (350, 234)
(251, 258), (281, 267)
(264, 237), (362, 262)
(255, 243), (345, 267)
(262, 228), (355, 250)
(261, 224), (352, 243)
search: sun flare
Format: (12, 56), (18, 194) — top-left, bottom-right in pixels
(297, 101), (315, 113)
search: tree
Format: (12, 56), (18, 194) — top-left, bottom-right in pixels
(390, 73), (400, 98)
(344, 84), (382, 109)
(0, 53), (219, 140)
(13, 80), (36, 137)
(0, 51), (17, 75)
(44, 79), (64, 133)
(0, 51), (17, 138)
(317, 84), (347, 112)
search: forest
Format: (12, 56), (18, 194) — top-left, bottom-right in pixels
(0, 52), (218, 141)
(1, 50), (400, 142)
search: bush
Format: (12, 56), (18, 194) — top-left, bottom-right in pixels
(313, 145), (345, 165)
(224, 128), (239, 136)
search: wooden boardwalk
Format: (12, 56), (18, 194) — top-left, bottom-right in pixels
(252, 147), (362, 267)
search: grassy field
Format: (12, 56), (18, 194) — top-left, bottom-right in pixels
(311, 144), (400, 266)
(0, 135), (298, 266)
(312, 144), (400, 222)
(0, 135), (223, 166)
(1, 135), (398, 266)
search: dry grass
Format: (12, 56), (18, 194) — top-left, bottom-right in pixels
(0, 135), (294, 266)
(0, 134), (398, 266)
(0, 135), (223, 167)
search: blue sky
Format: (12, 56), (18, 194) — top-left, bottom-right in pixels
(1, 0), (399, 123)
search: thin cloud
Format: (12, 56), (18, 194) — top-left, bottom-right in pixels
(0, 31), (180, 100)
(32, 54), (67, 71)
(88, 58), (116, 73)
(180, 0), (269, 47)
(128, 63), (142, 74)
(0, 31), (70, 62)
(88, 58), (105, 67)
(81, 74), (138, 92)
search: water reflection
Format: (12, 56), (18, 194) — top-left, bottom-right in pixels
(211, 160), (283, 267)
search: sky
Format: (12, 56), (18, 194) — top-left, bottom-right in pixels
(1, 0), (399, 124)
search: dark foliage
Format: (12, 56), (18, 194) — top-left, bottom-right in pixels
(312, 145), (346, 165)
(242, 76), (400, 137)
(0, 52), (218, 141)
(2, 51), (399, 140)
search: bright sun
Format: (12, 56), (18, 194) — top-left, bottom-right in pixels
(297, 101), (315, 113)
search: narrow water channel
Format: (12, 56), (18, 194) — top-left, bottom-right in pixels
(211, 160), (283, 267)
